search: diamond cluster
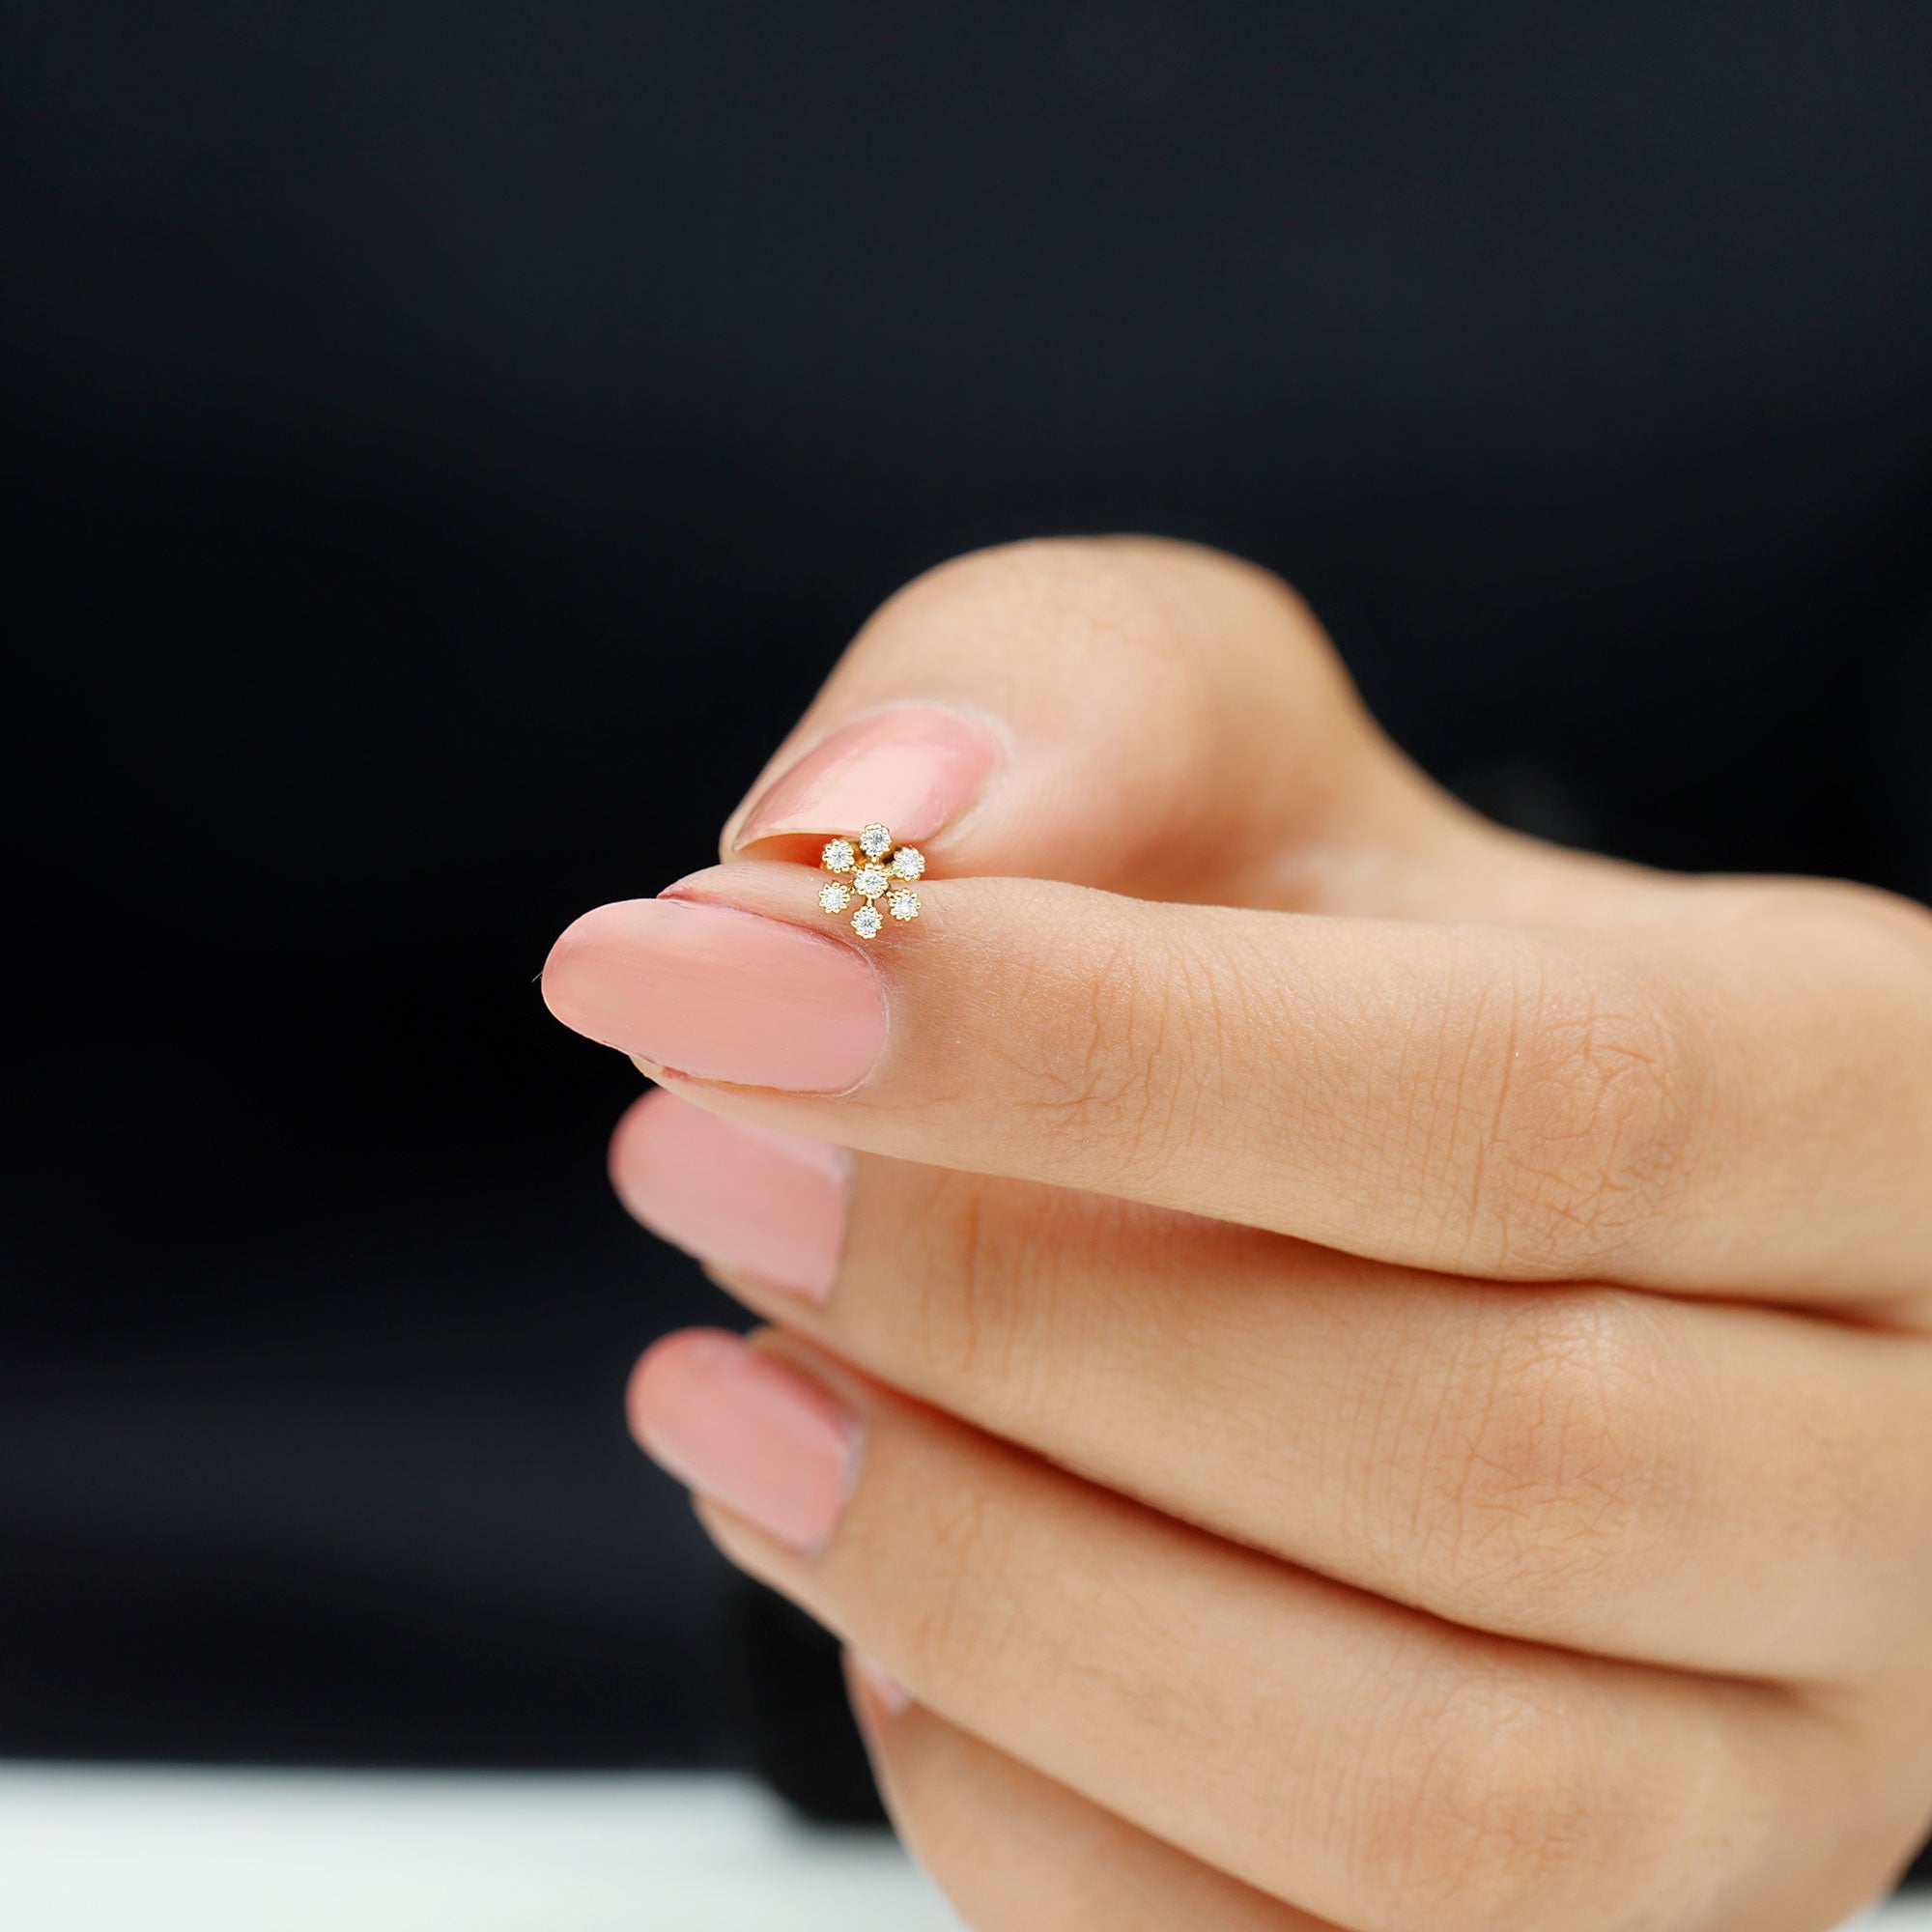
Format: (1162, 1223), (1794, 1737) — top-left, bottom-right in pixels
(820, 822), (923, 938)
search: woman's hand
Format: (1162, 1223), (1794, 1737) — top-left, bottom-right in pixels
(543, 539), (1932, 1931)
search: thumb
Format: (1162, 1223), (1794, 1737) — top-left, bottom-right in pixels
(718, 536), (1464, 912)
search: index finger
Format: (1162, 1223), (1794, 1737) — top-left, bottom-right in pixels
(546, 859), (1932, 1307)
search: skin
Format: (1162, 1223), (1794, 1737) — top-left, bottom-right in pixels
(548, 539), (1932, 1930)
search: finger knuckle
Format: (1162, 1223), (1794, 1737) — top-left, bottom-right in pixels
(900, 1476), (1020, 1691)
(1420, 1292), (1681, 1617)
(1006, 914), (1202, 1187)
(1351, 1662), (1669, 1932)
(889, 539), (1205, 685)
(895, 1170), (1035, 1390)
(890, 1173), (1095, 1428)
(1453, 952), (1700, 1278)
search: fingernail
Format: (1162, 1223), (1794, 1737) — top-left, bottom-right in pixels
(733, 705), (1003, 849)
(628, 1331), (861, 1551)
(849, 1649), (912, 1719)
(543, 897), (886, 1093)
(611, 1090), (850, 1303)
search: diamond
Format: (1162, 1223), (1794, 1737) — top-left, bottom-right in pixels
(819, 825), (930, 935)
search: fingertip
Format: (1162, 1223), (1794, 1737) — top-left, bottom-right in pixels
(541, 891), (888, 1090)
(608, 1085), (694, 1205)
(539, 900), (634, 1039)
(626, 1328), (862, 1552)
(626, 1327), (740, 1453)
(609, 1088), (849, 1302)
(725, 703), (1005, 856)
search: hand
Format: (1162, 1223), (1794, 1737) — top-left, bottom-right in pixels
(543, 539), (1932, 1931)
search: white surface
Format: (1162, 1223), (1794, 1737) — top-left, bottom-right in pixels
(0, 1763), (1923, 1931)
(1860, 1904), (1932, 1932)
(0, 1766), (961, 1932)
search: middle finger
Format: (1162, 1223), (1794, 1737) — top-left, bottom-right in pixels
(614, 1087), (1932, 1685)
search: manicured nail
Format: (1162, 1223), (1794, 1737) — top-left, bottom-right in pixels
(611, 1090), (850, 1303)
(543, 897), (886, 1093)
(629, 1331), (861, 1551)
(849, 1649), (912, 1719)
(733, 705), (1003, 849)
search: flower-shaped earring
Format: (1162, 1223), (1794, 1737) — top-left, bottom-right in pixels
(817, 822), (924, 939)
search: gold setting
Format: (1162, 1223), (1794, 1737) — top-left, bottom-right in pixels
(821, 824), (922, 939)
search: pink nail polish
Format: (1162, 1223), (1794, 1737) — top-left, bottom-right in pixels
(733, 705), (1003, 849)
(628, 1330), (860, 1551)
(611, 1090), (850, 1302)
(542, 897), (886, 1093)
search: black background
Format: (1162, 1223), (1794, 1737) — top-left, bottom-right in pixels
(1, 0), (1928, 1878)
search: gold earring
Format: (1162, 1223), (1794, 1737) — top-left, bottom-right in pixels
(818, 823), (923, 938)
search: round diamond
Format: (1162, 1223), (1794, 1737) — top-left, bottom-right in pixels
(887, 888), (920, 923)
(859, 822), (893, 861)
(890, 845), (925, 881)
(853, 864), (890, 898)
(820, 838), (856, 873)
(852, 902), (883, 939)
(818, 880), (853, 914)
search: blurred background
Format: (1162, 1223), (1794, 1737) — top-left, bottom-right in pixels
(1, 0), (1928, 1884)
